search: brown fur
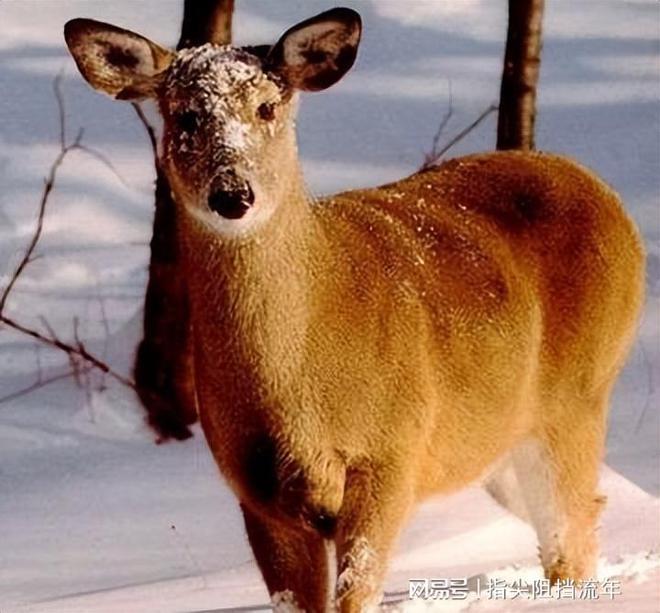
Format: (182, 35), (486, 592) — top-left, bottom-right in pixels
(181, 151), (643, 610)
(65, 12), (645, 612)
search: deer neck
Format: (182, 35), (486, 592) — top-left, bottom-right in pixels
(180, 160), (320, 385)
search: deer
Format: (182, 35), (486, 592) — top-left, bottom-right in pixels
(64, 7), (645, 612)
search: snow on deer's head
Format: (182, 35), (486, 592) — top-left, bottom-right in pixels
(65, 8), (361, 236)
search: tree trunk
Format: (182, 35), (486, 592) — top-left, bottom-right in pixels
(496, 0), (545, 151)
(134, 0), (234, 441)
(178, 0), (234, 49)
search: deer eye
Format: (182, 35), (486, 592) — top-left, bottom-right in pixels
(176, 110), (199, 135)
(257, 102), (275, 122)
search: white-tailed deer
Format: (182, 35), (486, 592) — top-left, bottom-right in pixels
(65, 8), (645, 612)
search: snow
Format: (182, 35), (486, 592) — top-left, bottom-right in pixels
(0, 1), (658, 612)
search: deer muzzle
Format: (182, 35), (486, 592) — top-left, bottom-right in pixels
(208, 173), (255, 219)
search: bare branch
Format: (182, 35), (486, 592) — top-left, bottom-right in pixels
(54, 71), (66, 151)
(421, 82), (454, 170)
(1, 314), (134, 389)
(72, 315), (82, 346)
(97, 291), (111, 361)
(421, 104), (499, 170)
(0, 147), (67, 315)
(0, 87), (88, 318)
(76, 144), (131, 188)
(0, 370), (79, 405)
(38, 315), (58, 340)
(0, 75), (137, 401)
(70, 316), (84, 387)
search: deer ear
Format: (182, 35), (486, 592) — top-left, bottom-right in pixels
(64, 18), (174, 100)
(267, 8), (361, 92)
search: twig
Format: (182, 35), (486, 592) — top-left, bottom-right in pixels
(421, 82), (454, 170)
(132, 103), (158, 164)
(54, 71), (66, 151)
(76, 144), (131, 188)
(1, 314), (134, 388)
(421, 103), (499, 170)
(434, 104), (499, 161)
(70, 316), (84, 387)
(59, 68), (130, 188)
(0, 75), (136, 399)
(38, 315), (58, 340)
(0, 130), (82, 316)
(97, 291), (111, 361)
(0, 370), (79, 405)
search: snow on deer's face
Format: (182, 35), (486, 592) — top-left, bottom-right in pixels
(160, 45), (297, 233)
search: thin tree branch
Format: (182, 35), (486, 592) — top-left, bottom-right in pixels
(0, 370), (79, 405)
(55, 71), (66, 151)
(76, 144), (131, 188)
(38, 315), (58, 340)
(1, 314), (133, 389)
(97, 292), (111, 360)
(421, 82), (454, 170)
(0, 117), (84, 317)
(1, 148), (69, 315)
(421, 103), (499, 170)
(0, 75), (136, 401)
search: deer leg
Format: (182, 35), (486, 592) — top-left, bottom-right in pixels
(334, 467), (413, 613)
(540, 412), (607, 584)
(241, 504), (331, 612)
(506, 412), (607, 583)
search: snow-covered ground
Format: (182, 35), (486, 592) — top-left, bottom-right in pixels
(0, 1), (658, 612)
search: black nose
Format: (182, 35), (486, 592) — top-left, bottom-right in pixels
(208, 183), (255, 219)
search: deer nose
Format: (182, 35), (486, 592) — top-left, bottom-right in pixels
(208, 182), (255, 219)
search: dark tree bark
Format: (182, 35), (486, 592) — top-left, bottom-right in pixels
(134, 168), (198, 441)
(134, 0), (234, 441)
(178, 0), (234, 49)
(496, 0), (545, 150)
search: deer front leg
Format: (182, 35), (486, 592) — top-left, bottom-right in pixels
(241, 504), (331, 612)
(334, 466), (414, 612)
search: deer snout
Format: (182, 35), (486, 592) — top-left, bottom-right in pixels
(208, 178), (255, 220)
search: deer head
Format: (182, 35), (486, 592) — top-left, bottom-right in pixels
(64, 8), (361, 236)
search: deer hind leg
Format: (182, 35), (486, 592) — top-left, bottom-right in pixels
(241, 504), (331, 612)
(538, 410), (607, 584)
(334, 466), (414, 613)
(495, 412), (606, 584)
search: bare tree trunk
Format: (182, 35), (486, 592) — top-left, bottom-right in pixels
(134, 168), (197, 441)
(496, 0), (545, 150)
(134, 0), (234, 441)
(178, 0), (234, 49)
